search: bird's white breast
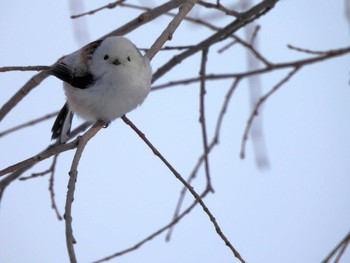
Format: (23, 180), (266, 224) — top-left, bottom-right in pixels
(64, 57), (151, 122)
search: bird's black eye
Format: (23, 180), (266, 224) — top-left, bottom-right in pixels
(127, 56), (131, 62)
(104, 55), (109, 60)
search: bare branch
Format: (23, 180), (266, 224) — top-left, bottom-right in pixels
(121, 116), (246, 263)
(102, 0), (189, 39)
(64, 121), (105, 263)
(198, 1), (240, 17)
(243, 17), (270, 169)
(323, 231), (350, 263)
(153, 0), (279, 82)
(152, 45), (350, 90)
(0, 122), (92, 203)
(0, 140), (78, 177)
(0, 111), (58, 138)
(71, 0), (126, 19)
(93, 190), (210, 263)
(240, 67), (300, 159)
(287, 44), (333, 55)
(166, 77), (241, 240)
(19, 155), (63, 220)
(0, 66), (50, 72)
(0, 70), (49, 122)
(145, 0), (200, 61)
(48, 155), (62, 221)
(199, 48), (214, 192)
(232, 34), (272, 66)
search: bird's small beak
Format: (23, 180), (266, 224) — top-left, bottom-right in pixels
(113, 59), (121, 65)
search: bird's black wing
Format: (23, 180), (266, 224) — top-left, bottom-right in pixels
(50, 62), (74, 84)
(70, 72), (95, 89)
(50, 62), (95, 89)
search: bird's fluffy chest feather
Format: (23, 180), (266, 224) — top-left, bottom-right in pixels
(64, 64), (150, 122)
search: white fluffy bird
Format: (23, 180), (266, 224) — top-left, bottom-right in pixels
(50, 36), (152, 143)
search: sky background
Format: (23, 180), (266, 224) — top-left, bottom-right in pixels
(0, 1), (349, 263)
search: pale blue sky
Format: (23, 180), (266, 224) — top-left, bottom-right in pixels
(0, 1), (349, 263)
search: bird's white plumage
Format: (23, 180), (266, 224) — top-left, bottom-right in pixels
(64, 36), (151, 122)
(50, 36), (152, 142)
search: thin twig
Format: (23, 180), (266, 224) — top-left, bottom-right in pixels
(120, 2), (237, 43)
(240, 67), (300, 159)
(198, 1), (240, 17)
(199, 48), (214, 192)
(19, 154), (57, 181)
(145, 0), (200, 61)
(152, 0), (280, 82)
(70, 0), (126, 19)
(121, 116), (245, 263)
(20, 154), (63, 220)
(0, 121), (93, 204)
(102, 0), (189, 39)
(323, 231), (350, 263)
(140, 45), (195, 52)
(0, 139), (79, 177)
(48, 155), (62, 220)
(249, 24), (261, 44)
(334, 239), (350, 263)
(164, 48), (215, 242)
(166, 78), (241, 240)
(0, 65), (50, 72)
(93, 190), (210, 263)
(287, 44), (331, 55)
(232, 34), (272, 66)
(243, 16), (270, 169)
(0, 70), (50, 122)
(152, 46), (350, 91)
(0, 111), (58, 138)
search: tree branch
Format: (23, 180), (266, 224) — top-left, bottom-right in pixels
(93, 190), (210, 263)
(152, 0), (279, 82)
(0, 70), (50, 122)
(145, 0), (200, 61)
(240, 67), (300, 159)
(0, 111), (58, 138)
(0, 66), (50, 72)
(199, 48), (214, 192)
(64, 121), (105, 263)
(323, 231), (350, 263)
(121, 116), (246, 263)
(101, 0), (189, 39)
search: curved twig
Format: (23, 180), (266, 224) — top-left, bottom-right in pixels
(64, 121), (105, 263)
(121, 116), (246, 263)
(240, 67), (300, 159)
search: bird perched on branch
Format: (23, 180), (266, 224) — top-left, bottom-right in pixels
(49, 36), (152, 143)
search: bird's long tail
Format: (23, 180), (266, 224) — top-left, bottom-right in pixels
(51, 102), (73, 143)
